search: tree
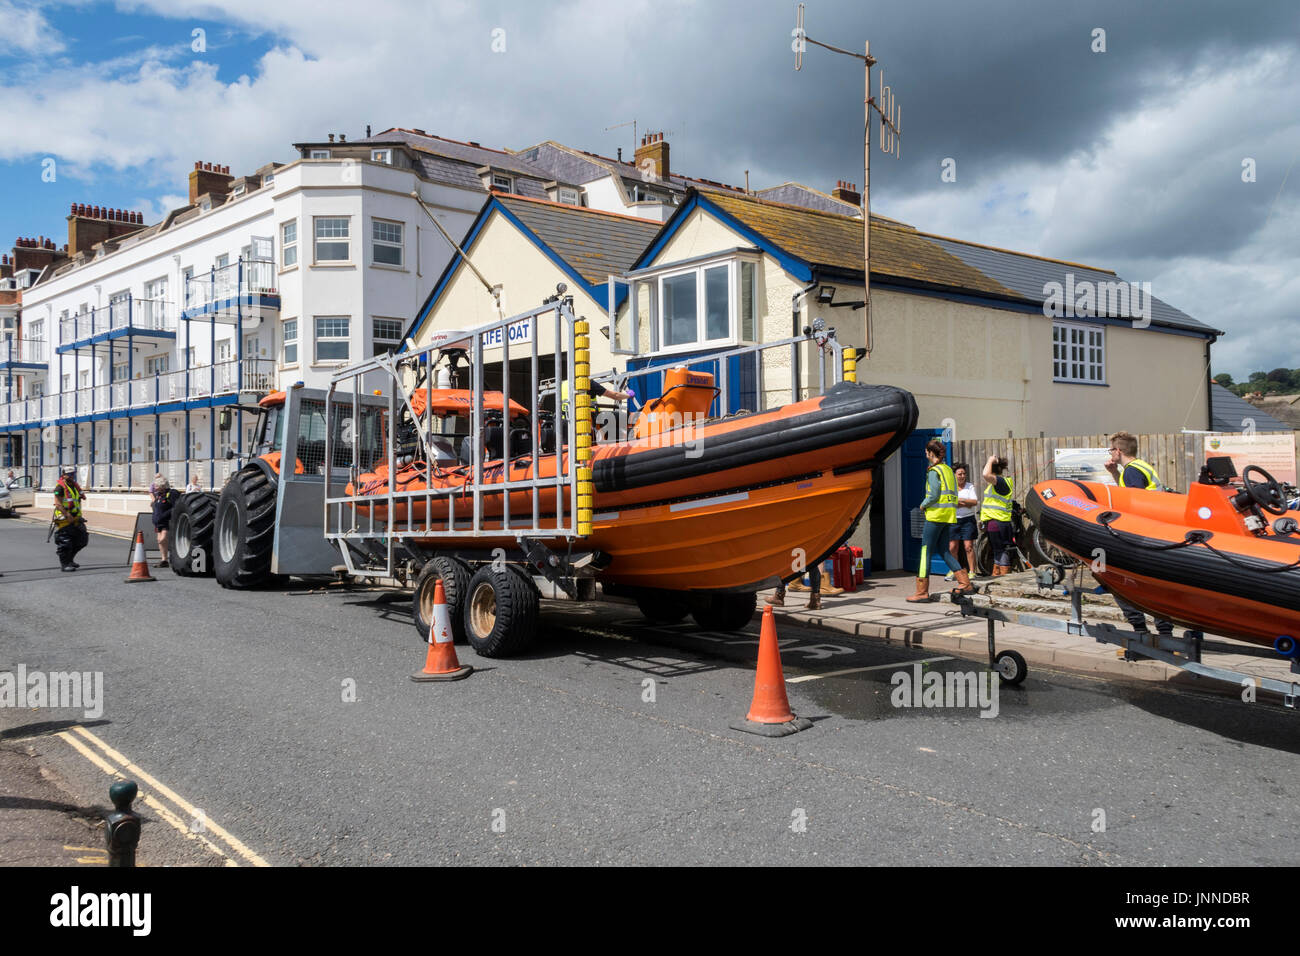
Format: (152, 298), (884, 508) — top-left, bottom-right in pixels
(1214, 372), (1235, 387)
(1249, 371), (1268, 383)
(1268, 367), (1291, 383)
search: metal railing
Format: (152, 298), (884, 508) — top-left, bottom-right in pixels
(28, 459), (231, 492)
(184, 258), (277, 313)
(0, 359), (275, 422)
(324, 300), (581, 575)
(0, 339), (47, 364)
(59, 298), (176, 344)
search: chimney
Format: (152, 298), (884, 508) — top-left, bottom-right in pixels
(339, 133), (346, 143)
(66, 202), (143, 257)
(189, 160), (234, 204)
(328, 133), (335, 143)
(634, 131), (670, 183)
(0, 255), (11, 281)
(832, 179), (861, 207)
(366, 124), (371, 137)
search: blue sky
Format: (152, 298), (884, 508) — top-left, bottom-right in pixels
(1, 0), (1297, 380)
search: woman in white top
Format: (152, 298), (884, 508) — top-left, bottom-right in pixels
(185, 475), (201, 493)
(947, 462), (980, 578)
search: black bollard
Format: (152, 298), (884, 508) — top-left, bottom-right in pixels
(104, 780), (141, 867)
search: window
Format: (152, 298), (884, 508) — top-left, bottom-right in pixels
(371, 219), (403, 266)
(309, 149), (331, 159)
(372, 317), (403, 355)
(740, 261), (756, 341)
(28, 319), (43, 342)
(112, 435), (128, 464)
(658, 263), (736, 351)
(283, 319), (298, 365)
(62, 374), (70, 394)
(661, 272), (697, 347)
(112, 361), (128, 383)
(244, 333), (259, 359)
(216, 254), (229, 270)
(146, 354), (169, 376)
(79, 370), (89, 389)
(314, 217), (350, 262)
(281, 221), (298, 268)
(185, 347), (196, 368)
(558, 187), (580, 205)
(158, 432), (171, 462)
(314, 316), (350, 362)
(217, 341), (232, 364)
(371, 149), (392, 164)
(491, 173), (514, 191)
(1053, 321), (1105, 384)
(263, 173), (275, 186)
(232, 183), (246, 197)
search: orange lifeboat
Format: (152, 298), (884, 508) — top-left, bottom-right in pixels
(345, 374), (918, 592)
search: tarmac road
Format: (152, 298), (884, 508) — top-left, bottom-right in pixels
(1, 519), (1297, 866)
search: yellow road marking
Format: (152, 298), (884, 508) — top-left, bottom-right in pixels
(71, 726), (269, 867)
(55, 727), (267, 867)
(76, 856), (109, 864)
(63, 845), (104, 852)
(787, 656), (955, 683)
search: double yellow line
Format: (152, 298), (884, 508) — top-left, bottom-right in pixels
(57, 725), (269, 867)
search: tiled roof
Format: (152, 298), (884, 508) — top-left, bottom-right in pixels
(701, 191), (1019, 298)
(496, 195), (662, 286)
(1210, 384), (1293, 432)
(755, 182), (862, 217)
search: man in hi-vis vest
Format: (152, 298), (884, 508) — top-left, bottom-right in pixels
(1105, 431), (1174, 637)
(52, 467), (89, 572)
(907, 439), (977, 602)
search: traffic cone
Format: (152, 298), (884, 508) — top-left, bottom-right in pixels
(123, 531), (156, 583)
(410, 579), (472, 682)
(730, 605), (812, 737)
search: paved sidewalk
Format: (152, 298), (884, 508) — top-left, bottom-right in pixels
(757, 571), (1299, 694)
(0, 741), (109, 866)
(11, 506), (142, 540)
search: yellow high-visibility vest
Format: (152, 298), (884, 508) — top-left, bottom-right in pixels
(1119, 458), (1162, 490)
(924, 463), (958, 524)
(980, 475), (1015, 523)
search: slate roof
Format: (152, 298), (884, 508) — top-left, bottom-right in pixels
(755, 182), (862, 217)
(496, 195), (662, 285)
(699, 191), (1020, 299)
(357, 129), (553, 198)
(923, 233), (1218, 335)
(1210, 384), (1293, 432)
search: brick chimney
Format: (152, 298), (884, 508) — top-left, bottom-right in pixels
(11, 235), (68, 273)
(832, 180), (861, 207)
(66, 205), (143, 257)
(634, 132), (670, 183)
(0, 255), (11, 281)
(189, 161), (233, 204)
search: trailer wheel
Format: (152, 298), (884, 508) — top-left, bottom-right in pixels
(974, 535), (994, 576)
(214, 467), (277, 589)
(464, 565), (539, 658)
(690, 591), (757, 631)
(636, 593), (690, 624)
(995, 649), (1027, 686)
(168, 492), (218, 576)
(412, 556), (471, 644)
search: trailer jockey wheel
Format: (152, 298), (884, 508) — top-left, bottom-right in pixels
(994, 649), (1027, 686)
(1243, 465), (1289, 516)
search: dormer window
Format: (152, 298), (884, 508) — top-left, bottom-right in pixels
(309, 149), (331, 159)
(371, 149), (392, 164)
(558, 187), (580, 205)
(263, 173), (275, 186)
(491, 173), (514, 191)
(232, 183), (246, 197)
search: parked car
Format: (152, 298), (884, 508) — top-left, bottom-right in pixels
(0, 474), (34, 515)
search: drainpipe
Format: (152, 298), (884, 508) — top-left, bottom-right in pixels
(792, 279), (817, 399)
(1205, 332), (1218, 430)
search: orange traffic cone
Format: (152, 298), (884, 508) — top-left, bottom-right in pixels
(124, 531), (156, 583)
(410, 579), (472, 682)
(730, 604), (812, 737)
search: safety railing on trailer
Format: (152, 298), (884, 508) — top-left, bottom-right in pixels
(322, 299), (582, 577)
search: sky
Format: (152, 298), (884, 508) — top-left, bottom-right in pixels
(0, 0), (1296, 380)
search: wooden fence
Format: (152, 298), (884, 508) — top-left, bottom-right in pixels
(951, 432), (1299, 502)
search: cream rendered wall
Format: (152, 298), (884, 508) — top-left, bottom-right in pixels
(414, 209), (616, 376)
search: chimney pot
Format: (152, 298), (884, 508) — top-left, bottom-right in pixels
(195, 161), (201, 170)
(366, 124), (371, 137)
(328, 133), (335, 143)
(339, 134), (346, 143)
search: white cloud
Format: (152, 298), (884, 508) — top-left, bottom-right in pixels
(0, 0), (67, 57)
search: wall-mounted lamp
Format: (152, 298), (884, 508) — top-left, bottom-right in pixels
(816, 286), (836, 304)
(598, 325), (610, 340)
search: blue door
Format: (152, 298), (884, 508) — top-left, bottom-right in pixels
(901, 428), (953, 576)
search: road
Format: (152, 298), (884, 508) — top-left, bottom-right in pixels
(1, 519), (1297, 866)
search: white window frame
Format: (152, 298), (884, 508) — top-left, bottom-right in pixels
(145, 354), (169, 376)
(371, 149), (392, 164)
(281, 220), (298, 269)
(112, 360), (129, 383)
(112, 435), (128, 464)
(491, 172), (514, 191)
(282, 318), (299, 366)
(558, 187), (580, 205)
(309, 149), (331, 159)
(1053, 320), (1106, 385)
(371, 219), (404, 267)
(313, 316), (350, 364)
(650, 257), (754, 356)
(313, 217), (350, 264)
(372, 317), (404, 356)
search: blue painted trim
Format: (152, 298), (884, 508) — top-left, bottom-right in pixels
(0, 361), (45, 371)
(630, 192), (814, 282)
(0, 392), (245, 433)
(181, 293), (280, 321)
(55, 327), (178, 354)
(402, 197), (630, 351)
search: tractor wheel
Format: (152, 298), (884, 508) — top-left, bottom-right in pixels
(690, 591), (758, 631)
(168, 492), (218, 576)
(214, 467), (278, 589)
(463, 564), (539, 658)
(974, 534), (994, 576)
(412, 556), (471, 644)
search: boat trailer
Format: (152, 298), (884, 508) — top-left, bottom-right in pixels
(947, 567), (1300, 707)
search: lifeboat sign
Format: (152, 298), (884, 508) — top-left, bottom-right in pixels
(479, 320), (533, 351)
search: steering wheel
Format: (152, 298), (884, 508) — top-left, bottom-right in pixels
(1243, 465), (1289, 515)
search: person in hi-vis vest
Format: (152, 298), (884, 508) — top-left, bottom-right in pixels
(980, 455), (1016, 576)
(52, 467), (89, 572)
(907, 439), (977, 602)
(1104, 430), (1174, 637)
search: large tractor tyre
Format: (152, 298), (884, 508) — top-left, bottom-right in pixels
(168, 492), (219, 576)
(463, 564), (539, 658)
(690, 591), (758, 632)
(636, 591), (691, 624)
(974, 535), (994, 577)
(214, 468), (278, 589)
(412, 556), (471, 644)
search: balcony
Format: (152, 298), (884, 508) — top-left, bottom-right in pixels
(30, 457), (239, 493)
(57, 298), (177, 352)
(0, 358), (275, 429)
(183, 258), (278, 319)
(0, 339), (47, 369)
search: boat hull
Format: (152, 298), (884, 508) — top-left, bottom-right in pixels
(1026, 479), (1300, 647)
